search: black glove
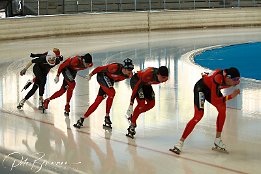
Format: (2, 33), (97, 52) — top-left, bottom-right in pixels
(30, 53), (36, 57)
(20, 68), (27, 76)
(58, 55), (63, 61)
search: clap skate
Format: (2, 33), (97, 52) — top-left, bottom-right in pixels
(169, 141), (183, 155)
(103, 116), (112, 129)
(43, 99), (50, 112)
(17, 99), (26, 109)
(169, 146), (181, 155)
(21, 80), (32, 92)
(73, 118), (84, 129)
(38, 99), (44, 113)
(212, 138), (229, 154)
(126, 125), (136, 139)
(64, 104), (70, 116)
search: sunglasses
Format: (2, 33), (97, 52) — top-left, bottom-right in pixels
(231, 77), (240, 81)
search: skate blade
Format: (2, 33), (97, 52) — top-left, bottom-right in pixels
(211, 147), (229, 154)
(126, 133), (134, 139)
(103, 124), (112, 129)
(169, 148), (181, 155)
(73, 124), (81, 129)
(103, 126), (112, 132)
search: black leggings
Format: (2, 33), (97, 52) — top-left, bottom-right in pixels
(25, 66), (47, 100)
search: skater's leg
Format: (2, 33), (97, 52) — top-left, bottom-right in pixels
(140, 99), (155, 113)
(131, 98), (146, 125)
(24, 83), (39, 100)
(181, 105), (204, 140)
(215, 102), (227, 137)
(66, 80), (76, 105)
(74, 89), (105, 129)
(44, 81), (67, 109)
(83, 95), (104, 118)
(97, 85), (115, 116)
(49, 81), (67, 100)
(214, 102), (227, 149)
(63, 80), (75, 114)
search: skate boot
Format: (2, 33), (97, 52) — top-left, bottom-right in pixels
(17, 99), (26, 109)
(43, 99), (50, 110)
(212, 138), (228, 153)
(38, 99), (44, 111)
(126, 125), (136, 139)
(73, 118), (84, 129)
(103, 116), (112, 129)
(21, 80), (32, 92)
(169, 140), (183, 155)
(64, 104), (70, 116)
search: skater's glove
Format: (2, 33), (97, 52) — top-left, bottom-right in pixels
(20, 68), (27, 76)
(126, 105), (133, 117)
(54, 76), (59, 83)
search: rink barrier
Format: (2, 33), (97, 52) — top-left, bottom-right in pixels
(0, 8), (261, 40)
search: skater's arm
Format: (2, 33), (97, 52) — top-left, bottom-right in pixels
(20, 60), (33, 76)
(211, 74), (239, 104)
(24, 61), (33, 70)
(57, 58), (71, 76)
(130, 79), (142, 105)
(89, 64), (110, 76)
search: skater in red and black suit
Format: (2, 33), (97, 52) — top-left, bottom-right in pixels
(73, 58), (134, 129)
(43, 53), (93, 116)
(125, 66), (169, 138)
(17, 49), (63, 110)
(170, 67), (240, 154)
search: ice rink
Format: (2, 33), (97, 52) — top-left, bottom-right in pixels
(0, 27), (261, 174)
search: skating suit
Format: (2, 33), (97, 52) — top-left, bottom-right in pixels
(24, 56), (61, 100)
(48, 56), (89, 104)
(130, 67), (162, 125)
(182, 69), (231, 139)
(83, 63), (132, 117)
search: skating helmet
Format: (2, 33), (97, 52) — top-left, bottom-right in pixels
(123, 58), (134, 70)
(82, 53), (92, 64)
(46, 50), (56, 65)
(158, 66), (169, 77)
(224, 67), (240, 81)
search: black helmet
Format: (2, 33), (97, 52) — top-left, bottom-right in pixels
(158, 66), (169, 77)
(225, 67), (240, 78)
(123, 58), (134, 70)
(82, 53), (92, 63)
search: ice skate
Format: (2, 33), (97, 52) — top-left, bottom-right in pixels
(169, 140), (183, 155)
(212, 138), (229, 154)
(17, 99), (26, 109)
(126, 125), (136, 139)
(43, 99), (50, 110)
(21, 80), (32, 92)
(64, 104), (70, 116)
(103, 116), (112, 129)
(38, 99), (44, 112)
(73, 118), (84, 129)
